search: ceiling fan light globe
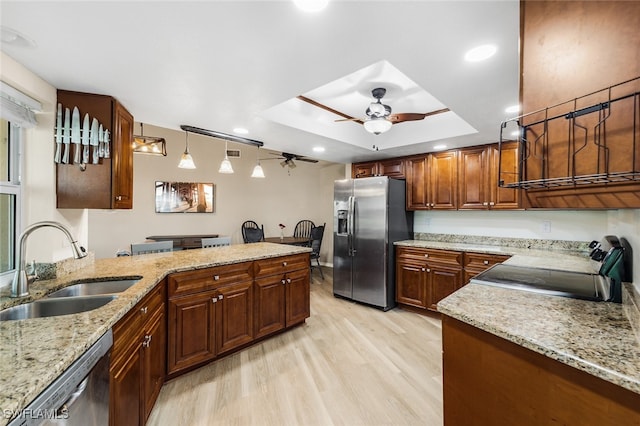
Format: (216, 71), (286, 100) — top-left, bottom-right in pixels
(364, 117), (392, 135)
(218, 156), (234, 174)
(368, 102), (386, 116)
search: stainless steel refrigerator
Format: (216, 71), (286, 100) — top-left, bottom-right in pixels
(333, 176), (413, 310)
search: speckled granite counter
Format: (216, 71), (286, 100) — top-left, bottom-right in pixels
(0, 243), (310, 425)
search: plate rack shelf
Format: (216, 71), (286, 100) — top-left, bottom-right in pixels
(498, 76), (640, 190)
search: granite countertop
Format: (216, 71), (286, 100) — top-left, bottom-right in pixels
(402, 235), (640, 395)
(0, 243), (310, 425)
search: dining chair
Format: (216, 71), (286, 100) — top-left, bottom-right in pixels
(293, 220), (315, 241)
(241, 220), (265, 243)
(201, 236), (232, 248)
(308, 223), (325, 279)
(131, 240), (173, 255)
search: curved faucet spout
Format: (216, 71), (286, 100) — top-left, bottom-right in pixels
(11, 221), (87, 298)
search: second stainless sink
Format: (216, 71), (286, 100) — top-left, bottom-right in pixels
(47, 279), (140, 298)
(0, 295), (118, 321)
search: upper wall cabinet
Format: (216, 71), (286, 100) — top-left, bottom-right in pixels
(406, 151), (458, 210)
(56, 90), (134, 209)
(517, 0), (640, 209)
(458, 142), (521, 210)
(351, 158), (405, 179)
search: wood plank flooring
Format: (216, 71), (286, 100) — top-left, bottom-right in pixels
(147, 268), (443, 426)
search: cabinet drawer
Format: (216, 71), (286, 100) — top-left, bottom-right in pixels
(254, 254), (310, 278)
(397, 247), (463, 267)
(168, 261), (253, 297)
(113, 281), (165, 362)
(464, 252), (511, 271)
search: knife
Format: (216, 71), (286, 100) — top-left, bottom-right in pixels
(54, 103), (63, 163)
(90, 118), (99, 164)
(71, 107), (81, 163)
(104, 129), (110, 158)
(81, 113), (90, 164)
(61, 107), (71, 163)
(98, 124), (104, 158)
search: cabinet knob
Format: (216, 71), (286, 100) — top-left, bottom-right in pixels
(282, 261), (288, 267)
(421, 267), (426, 272)
(218, 294), (224, 300)
(287, 278), (292, 284)
(140, 306), (148, 315)
(212, 298), (217, 303)
(143, 335), (152, 348)
(115, 195), (122, 201)
(424, 254), (429, 258)
(213, 275), (220, 281)
(426, 268), (431, 273)
(483, 202), (489, 206)
(483, 260), (490, 265)
(281, 279), (286, 285)
(489, 202), (495, 206)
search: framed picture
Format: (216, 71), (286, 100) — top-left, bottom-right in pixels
(155, 181), (214, 213)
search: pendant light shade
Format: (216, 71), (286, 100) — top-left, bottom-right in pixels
(251, 146), (265, 178)
(218, 140), (234, 174)
(177, 131), (196, 169)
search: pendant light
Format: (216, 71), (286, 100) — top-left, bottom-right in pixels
(251, 146), (265, 178)
(218, 140), (234, 174)
(178, 131), (196, 169)
(363, 116), (392, 135)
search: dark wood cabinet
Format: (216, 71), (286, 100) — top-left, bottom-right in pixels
(352, 158), (405, 178)
(396, 247), (463, 312)
(110, 280), (166, 426)
(406, 151), (457, 210)
(463, 252), (512, 283)
(458, 143), (521, 210)
(216, 280), (254, 355)
(56, 90), (134, 209)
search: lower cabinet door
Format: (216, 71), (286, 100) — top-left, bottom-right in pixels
(428, 266), (463, 311)
(254, 275), (287, 339)
(167, 289), (217, 375)
(286, 268), (310, 326)
(396, 259), (428, 308)
(110, 343), (142, 426)
(143, 308), (166, 421)
(216, 280), (254, 354)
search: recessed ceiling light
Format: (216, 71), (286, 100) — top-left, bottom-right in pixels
(433, 144), (447, 150)
(464, 44), (497, 62)
(293, 0), (329, 12)
(233, 127), (248, 134)
(312, 146), (325, 153)
(505, 105), (520, 114)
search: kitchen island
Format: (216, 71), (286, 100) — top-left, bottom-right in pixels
(0, 242), (310, 426)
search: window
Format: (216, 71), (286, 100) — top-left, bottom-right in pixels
(0, 118), (21, 287)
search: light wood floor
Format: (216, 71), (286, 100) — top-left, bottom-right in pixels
(147, 268), (443, 426)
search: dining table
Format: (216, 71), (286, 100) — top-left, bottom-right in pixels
(264, 236), (310, 246)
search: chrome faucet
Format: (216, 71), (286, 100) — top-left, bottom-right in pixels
(12, 221), (87, 298)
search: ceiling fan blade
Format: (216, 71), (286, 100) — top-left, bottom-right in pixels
(334, 117), (362, 122)
(297, 95), (364, 125)
(296, 157), (319, 163)
(389, 108), (451, 123)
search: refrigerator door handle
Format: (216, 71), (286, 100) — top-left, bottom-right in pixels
(348, 195), (356, 256)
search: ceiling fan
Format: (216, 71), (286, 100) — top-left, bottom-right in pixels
(297, 87), (450, 135)
(263, 152), (319, 169)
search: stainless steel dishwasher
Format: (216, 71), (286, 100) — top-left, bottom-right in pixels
(9, 329), (112, 426)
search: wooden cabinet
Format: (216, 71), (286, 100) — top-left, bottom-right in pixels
(352, 158), (405, 178)
(396, 247), (463, 312)
(463, 252), (512, 283)
(254, 254), (310, 338)
(396, 247), (512, 313)
(110, 280), (166, 426)
(167, 262), (253, 375)
(56, 90), (134, 209)
(458, 143), (521, 210)
(406, 151), (457, 210)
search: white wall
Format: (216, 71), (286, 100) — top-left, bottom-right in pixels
(607, 209), (640, 291)
(1, 52), (88, 263)
(88, 123), (345, 264)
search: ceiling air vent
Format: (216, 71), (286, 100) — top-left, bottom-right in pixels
(226, 149), (241, 158)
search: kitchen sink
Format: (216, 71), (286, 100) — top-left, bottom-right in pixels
(0, 295), (118, 321)
(46, 278), (141, 298)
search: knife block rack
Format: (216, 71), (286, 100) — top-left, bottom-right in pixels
(498, 76), (640, 190)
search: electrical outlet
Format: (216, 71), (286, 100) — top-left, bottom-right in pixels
(541, 221), (551, 233)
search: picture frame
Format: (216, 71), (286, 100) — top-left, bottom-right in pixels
(155, 181), (214, 213)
